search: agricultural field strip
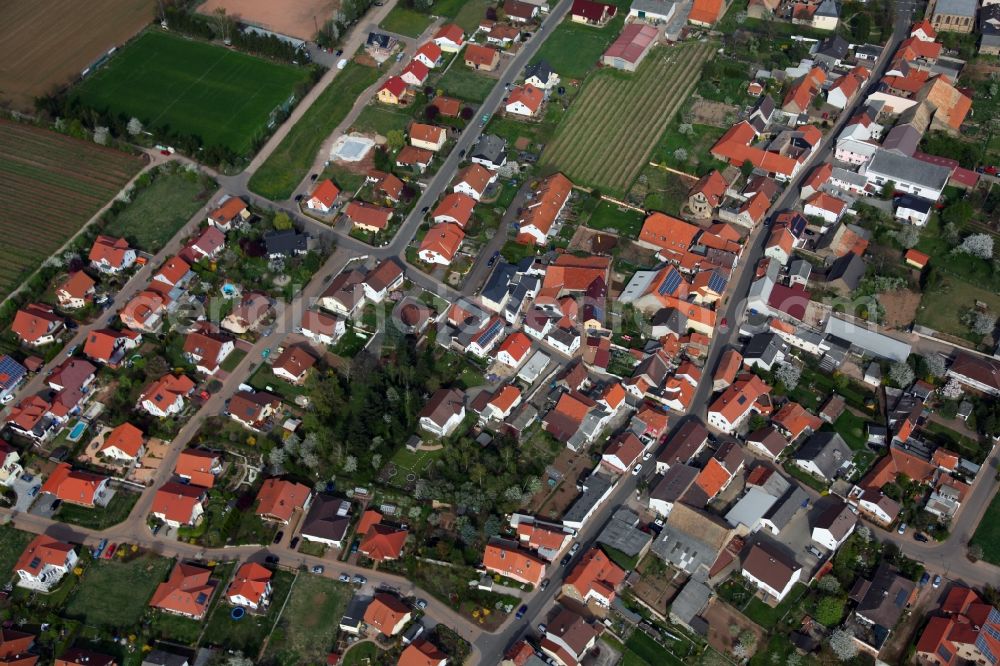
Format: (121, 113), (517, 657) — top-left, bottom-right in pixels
(542, 44), (713, 191)
(618, 48), (711, 189)
(578, 46), (710, 188)
(541, 78), (614, 164)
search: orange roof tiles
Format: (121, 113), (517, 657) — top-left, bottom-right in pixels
(709, 374), (771, 424)
(432, 192), (476, 226)
(516, 522), (568, 551)
(565, 547), (626, 602)
(40, 463), (106, 506)
(488, 385), (522, 414)
(359, 523), (408, 561)
(58, 272), (95, 300)
(694, 457), (732, 498)
(497, 331), (532, 362)
(638, 213), (700, 259)
(433, 23), (464, 45)
(227, 562), (272, 606)
(364, 593), (411, 636)
(15, 535), (74, 577)
(89, 235), (132, 267)
(418, 222), (465, 262)
(540, 254), (610, 295)
(149, 562), (215, 619)
(772, 401), (822, 440)
(410, 123), (446, 145)
(518, 173), (573, 244)
(381, 75), (407, 99)
(152, 482), (205, 525)
(431, 95), (462, 117)
(255, 478), (311, 523)
(918, 77), (972, 130)
(399, 640), (448, 666)
(345, 201), (393, 230)
(603, 432), (644, 469)
(11, 304), (61, 344)
(464, 44), (499, 68)
(905, 248), (930, 267)
(689, 0), (724, 24)
(806, 191), (847, 215)
(416, 41), (442, 63)
(175, 449), (221, 488)
(99, 422), (144, 458)
(310, 179), (340, 208)
(483, 541), (546, 585)
(507, 84), (544, 114)
(208, 197), (247, 226)
(455, 163), (493, 195)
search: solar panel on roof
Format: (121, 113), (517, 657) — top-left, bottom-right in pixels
(658, 269), (682, 296)
(708, 271), (728, 294)
(477, 319), (504, 345)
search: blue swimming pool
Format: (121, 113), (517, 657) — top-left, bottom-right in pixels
(67, 421), (87, 441)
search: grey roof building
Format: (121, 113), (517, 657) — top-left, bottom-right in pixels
(300, 495), (351, 546)
(725, 486), (780, 530)
(651, 503), (732, 574)
(524, 60), (554, 83)
(794, 432), (852, 481)
(470, 133), (508, 168)
(597, 507), (653, 557)
(864, 148), (952, 199)
(762, 486), (809, 533)
(563, 472), (615, 529)
(850, 562), (916, 647)
(670, 572), (712, 632)
(143, 651), (190, 666)
(264, 229), (308, 257)
(826, 252), (866, 293)
(744, 332), (788, 370)
(481, 262), (517, 310)
(881, 124), (922, 156)
(651, 307), (688, 337)
(823, 315), (912, 361)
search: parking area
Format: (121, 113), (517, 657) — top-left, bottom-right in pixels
(8, 473), (40, 513)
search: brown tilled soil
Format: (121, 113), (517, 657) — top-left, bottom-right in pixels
(0, 0), (153, 110)
(200, 0), (341, 41)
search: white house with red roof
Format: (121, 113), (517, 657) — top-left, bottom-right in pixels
(11, 304), (62, 347)
(600, 432), (646, 474)
(401, 59), (429, 86)
(804, 192), (848, 225)
(98, 422), (145, 462)
(306, 179), (340, 213)
(505, 84), (544, 117)
(89, 235), (136, 274)
(417, 223), (465, 265)
(56, 272), (96, 310)
(15, 535), (77, 592)
(414, 42), (443, 68)
(227, 562), (272, 611)
(495, 331), (532, 368)
(432, 24), (465, 52)
(138, 374), (195, 418)
(151, 482), (207, 527)
(183, 226), (225, 263)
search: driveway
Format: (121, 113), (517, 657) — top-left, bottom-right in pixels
(29, 492), (59, 519)
(8, 474), (39, 513)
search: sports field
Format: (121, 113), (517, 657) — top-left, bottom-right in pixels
(540, 43), (715, 195)
(0, 0), (153, 111)
(74, 31), (311, 155)
(0, 119), (144, 299)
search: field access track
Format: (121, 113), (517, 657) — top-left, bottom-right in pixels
(74, 30), (311, 155)
(0, 120), (144, 298)
(540, 43), (715, 195)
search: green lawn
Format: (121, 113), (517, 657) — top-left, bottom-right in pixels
(103, 169), (209, 252)
(436, 66), (497, 103)
(248, 365), (307, 401)
(530, 0), (629, 79)
(586, 200), (645, 237)
(74, 30), (310, 155)
(220, 348), (247, 373)
(149, 610), (204, 644)
(916, 273), (1000, 342)
(923, 421), (985, 463)
(380, 5), (433, 36)
(625, 631), (684, 666)
(785, 463), (829, 492)
(320, 163), (368, 194)
(743, 583), (808, 629)
(831, 410), (869, 450)
(55, 491), (138, 530)
(249, 61), (381, 200)
(0, 526), (34, 584)
(264, 575), (354, 665)
(351, 105), (413, 136)
(203, 570), (295, 654)
(650, 122), (728, 174)
(64, 555), (173, 627)
(972, 486), (1000, 565)
(342, 642), (380, 665)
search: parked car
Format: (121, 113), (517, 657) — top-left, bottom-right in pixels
(290, 537), (300, 549)
(559, 554), (572, 566)
(805, 545), (823, 558)
(569, 543), (581, 555)
(632, 463), (643, 476)
(919, 572), (930, 586)
(642, 452), (652, 461)
(339, 573), (351, 583)
(515, 604), (528, 619)
(273, 531), (284, 544)
(416, 598), (428, 609)
(897, 522), (907, 535)
(312, 565), (325, 574)
(914, 532), (929, 542)
(353, 575), (366, 585)
(537, 623), (547, 635)
(50, 499), (62, 511)
(933, 575), (942, 588)
(540, 579), (549, 591)
(103, 543), (117, 560)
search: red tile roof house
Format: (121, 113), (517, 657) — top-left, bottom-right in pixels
(495, 331), (532, 368)
(138, 374), (195, 418)
(175, 449), (223, 487)
(83, 327), (141, 366)
(432, 192), (476, 227)
(706, 373), (772, 434)
(505, 84), (545, 117)
(562, 547), (626, 607)
(299, 310), (345, 346)
(11, 304), (63, 346)
(55, 648), (117, 666)
(14, 535), (77, 592)
(414, 41), (443, 68)
(409, 123), (447, 152)
(399, 639), (448, 666)
(151, 481), (207, 528)
(206, 196), (250, 233)
(227, 390), (281, 432)
(4, 395), (57, 442)
(41, 463), (111, 508)
(771, 400), (823, 442)
(97, 422), (146, 462)
(119, 290), (167, 333)
(150, 561), (217, 620)
(464, 44), (501, 72)
(255, 478), (312, 524)
(396, 145), (435, 173)
(419, 387), (466, 438)
(540, 607), (601, 666)
(516, 172), (573, 245)
(364, 593), (413, 636)
(361, 258), (405, 303)
(56, 271), (96, 310)
(181, 226), (226, 264)
(571, 0), (618, 26)
(344, 201), (394, 234)
(916, 586), (1000, 666)
(483, 538), (547, 586)
(401, 59), (430, 86)
(0, 627), (37, 665)
(359, 521), (408, 562)
(271, 345), (317, 385)
(182, 325), (234, 375)
(226, 562), (273, 611)
(89, 235), (137, 274)
(432, 23), (465, 52)
(453, 163), (496, 201)
(600, 432), (646, 474)
(307, 179), (341, 214)
(418, 223), (466, 266)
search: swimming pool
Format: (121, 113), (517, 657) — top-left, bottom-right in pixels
(67, 421), (87, 442)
